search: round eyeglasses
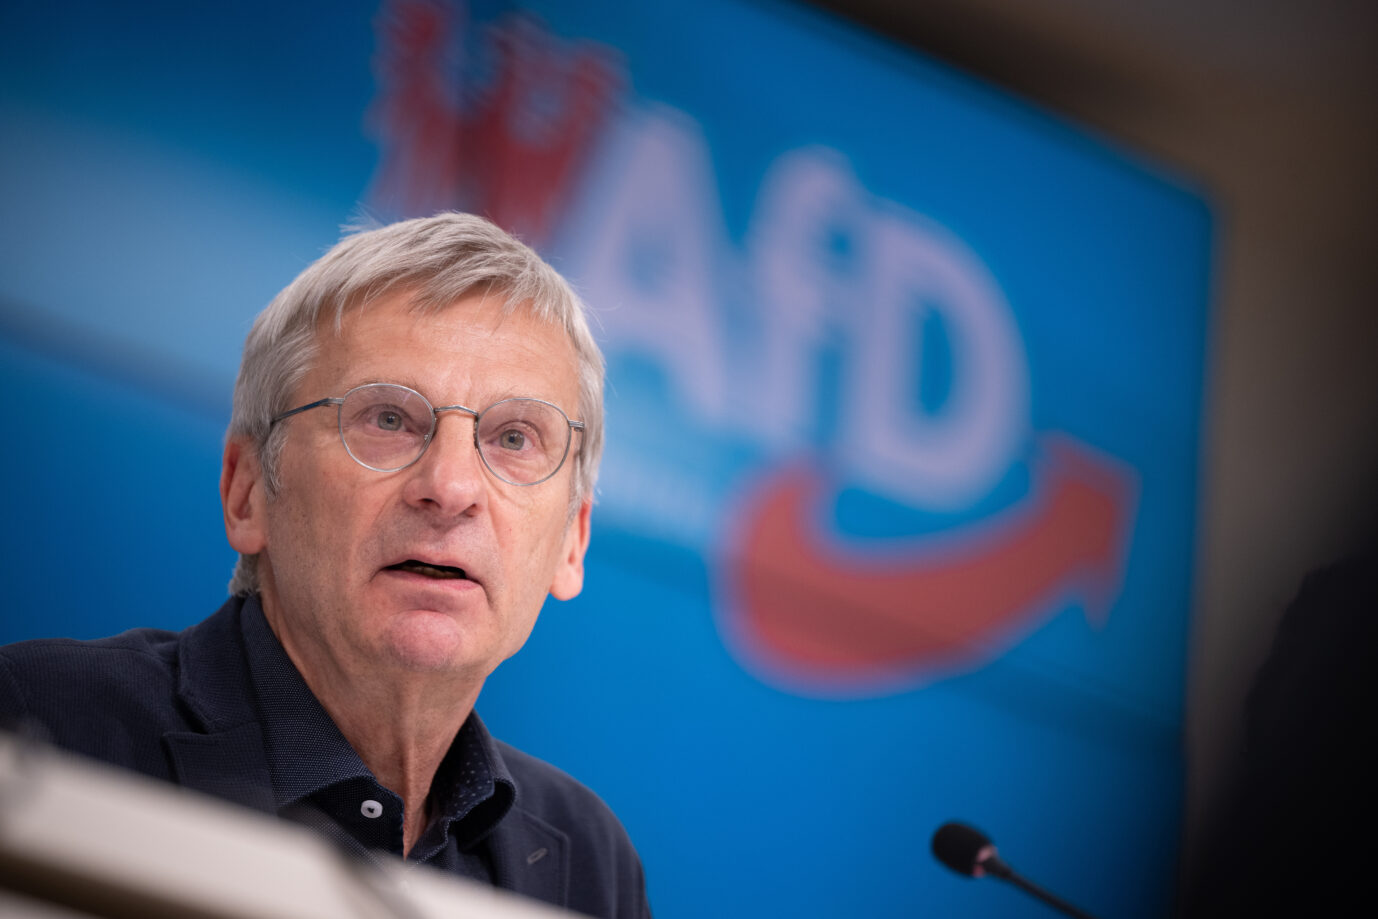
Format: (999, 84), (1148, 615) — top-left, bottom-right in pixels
(270, 383), (585, 486)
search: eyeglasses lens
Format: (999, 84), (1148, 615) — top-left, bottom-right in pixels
(475, 399), (569, 484)
(340, 384), (433, 471)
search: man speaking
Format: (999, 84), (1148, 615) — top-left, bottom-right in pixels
(0, 213), (650, 918)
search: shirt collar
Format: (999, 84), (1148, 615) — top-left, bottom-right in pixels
(430, 713), (516, 851)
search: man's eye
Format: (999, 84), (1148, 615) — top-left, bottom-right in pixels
(497, 428), (527, 451)
(374, 409), (405, 432)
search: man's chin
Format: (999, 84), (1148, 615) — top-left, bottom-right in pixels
(379, 612), (480, 672)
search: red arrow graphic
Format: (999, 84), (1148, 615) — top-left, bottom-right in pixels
(721, 433), (1137, 688)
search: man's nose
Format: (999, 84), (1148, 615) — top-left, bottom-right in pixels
(400, 410), (486, 515)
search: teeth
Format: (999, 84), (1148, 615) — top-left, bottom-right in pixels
(392, 560), (466, 580)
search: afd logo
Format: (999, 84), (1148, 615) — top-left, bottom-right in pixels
(366, 1), (1139, 696)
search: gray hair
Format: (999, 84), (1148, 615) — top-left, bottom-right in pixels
(226, 212), (605, 596)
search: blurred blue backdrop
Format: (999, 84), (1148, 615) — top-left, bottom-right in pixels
(1, 1), (1212, 916)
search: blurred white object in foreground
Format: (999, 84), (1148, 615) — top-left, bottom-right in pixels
(0, 730), (583, 919)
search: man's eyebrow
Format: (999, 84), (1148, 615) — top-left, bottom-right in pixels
(339, 376), (421, 391)
(340, 378), (559, 407)
(435, 390), (548, 408)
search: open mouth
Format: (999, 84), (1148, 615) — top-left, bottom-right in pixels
(385, 559), (468, 580)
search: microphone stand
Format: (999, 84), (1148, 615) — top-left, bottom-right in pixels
(981, 854), (1100, 919)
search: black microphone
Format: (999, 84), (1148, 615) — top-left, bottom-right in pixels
(931, 822), (1101, 919)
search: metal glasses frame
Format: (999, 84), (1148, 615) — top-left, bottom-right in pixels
(270, 382), (585, 486)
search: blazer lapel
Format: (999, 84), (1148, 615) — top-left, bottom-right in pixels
(486, 809), (571, 908)
(164, 724), (277, 813)
(164, 596), (277, 815)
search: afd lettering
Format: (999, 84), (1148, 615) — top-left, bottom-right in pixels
(566, 109), (1030, 512)
(560, 106), (1136, 693)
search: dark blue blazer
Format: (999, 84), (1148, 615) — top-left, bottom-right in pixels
(0, 597), (649, 919)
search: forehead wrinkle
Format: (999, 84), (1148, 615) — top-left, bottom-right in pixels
(334, 347), (581, 418)
(319, 291), (580, 413)
(432, 314), (580, 411)
(328, 372), (572, 413)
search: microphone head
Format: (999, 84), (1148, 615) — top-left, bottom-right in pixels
(932, 821), (997, 877)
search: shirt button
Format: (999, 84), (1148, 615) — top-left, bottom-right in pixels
(361, 800), (383, 819)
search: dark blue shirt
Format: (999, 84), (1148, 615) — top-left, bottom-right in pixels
(240, 598), (513, 877)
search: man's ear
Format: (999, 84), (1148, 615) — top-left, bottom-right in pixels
(221, 438), (268, 555)
(549, 498), (592, 601)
